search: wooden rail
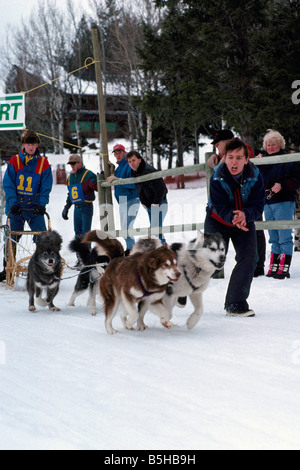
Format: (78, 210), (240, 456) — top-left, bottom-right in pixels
(97, 152), (300, 238)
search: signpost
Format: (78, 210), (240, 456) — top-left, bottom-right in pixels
(0, 93), (25, 130)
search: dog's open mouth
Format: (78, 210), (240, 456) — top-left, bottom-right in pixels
(210, 260), (225, 270)
(44, 260), (55, 267)
(167, 276), (179, 282)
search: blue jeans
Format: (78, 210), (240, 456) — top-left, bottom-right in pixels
(9, 211), (47, 242)
(118, 196), (140, 251)
(74, 204), (93, 237)
(146, 200), (168, 245)
(264, 201), (295, 256)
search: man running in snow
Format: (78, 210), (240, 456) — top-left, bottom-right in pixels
(205, 138), (265, 317)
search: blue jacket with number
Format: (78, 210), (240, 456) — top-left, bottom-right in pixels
(3, 150), (53, 215)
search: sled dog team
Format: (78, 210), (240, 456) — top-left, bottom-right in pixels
(27, 229), (226, 334)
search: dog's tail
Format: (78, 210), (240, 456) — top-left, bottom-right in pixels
(69, 236), (91, 265)
(82, 230), (124, 260)
(131, 235), (162, 255)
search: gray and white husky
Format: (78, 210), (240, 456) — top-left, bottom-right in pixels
(135, 231), (226, 330)
(27, 231), (63, 312)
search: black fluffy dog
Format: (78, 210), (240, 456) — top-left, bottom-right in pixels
(27, 231), (63, 312)
(68, 236), (111, 315)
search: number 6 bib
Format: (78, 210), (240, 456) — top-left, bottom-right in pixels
(68, 183), (85, 204)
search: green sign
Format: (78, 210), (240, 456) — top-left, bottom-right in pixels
(0, 93), (25, 130)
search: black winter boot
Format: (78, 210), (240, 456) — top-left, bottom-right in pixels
(266, 253), (280, 278)
(274, 254), (292, 279)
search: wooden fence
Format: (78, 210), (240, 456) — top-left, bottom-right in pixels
(98, 152), (300, 238)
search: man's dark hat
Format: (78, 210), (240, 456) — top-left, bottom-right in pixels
(211, 130), (234, 145)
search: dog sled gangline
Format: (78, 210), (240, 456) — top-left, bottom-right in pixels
(1, 209), (62, 289)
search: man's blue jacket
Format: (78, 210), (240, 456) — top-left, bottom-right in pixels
(3, 151), (53, 215)
(114, 157), (138, 203)
(208, 161), (265, 226)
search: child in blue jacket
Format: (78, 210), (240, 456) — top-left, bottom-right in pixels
(205, 138), (265, 317)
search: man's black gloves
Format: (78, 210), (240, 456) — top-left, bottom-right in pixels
(33, 205), (46, 216)
(62, 205), (69, 220)
(10, 204), (22, 215)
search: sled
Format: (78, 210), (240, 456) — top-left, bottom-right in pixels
(1, 210), (64, 289)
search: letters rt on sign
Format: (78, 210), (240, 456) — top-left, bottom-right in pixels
(0, 93), (25, 131)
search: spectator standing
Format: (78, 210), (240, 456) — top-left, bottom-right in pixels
(126, 151), (168, 244)
(256, 130), (300, 279)
(106, 144), (140, 254)
(207, 129), (235, 168)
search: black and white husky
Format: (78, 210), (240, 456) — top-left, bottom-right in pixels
(68, 231), (125, 315)
(135, 231), (226, 330)
(27, 231), (63, 312)
(68, 236), (110, 315)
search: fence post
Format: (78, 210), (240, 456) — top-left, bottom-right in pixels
(205, 152), (214, 199)
(205, 152), (224, 279)
(97, 172), (114, 232)
(92, 26), (115, 232)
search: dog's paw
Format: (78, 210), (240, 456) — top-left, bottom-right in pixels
(29, 306), (36, 312)
(125, 326), (135, 331)
(186, 313), (201, 330)
(49, 306), (61, 312)
(162, 321), (174, 329)
(36, 297), (47, 307)
(106, 328), (118, 334)
(90, 309), (97, 316)
(137, 323), (148, 331)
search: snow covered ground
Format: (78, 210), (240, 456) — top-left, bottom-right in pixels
(1, 147), (300, 450)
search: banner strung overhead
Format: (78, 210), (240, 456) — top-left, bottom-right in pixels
(0, 93), (25, 131)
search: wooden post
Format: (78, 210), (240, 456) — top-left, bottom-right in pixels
(92, 26), (114, 230)
(205, 152), (214, 199)
(205, 152), (224, 279)
(97, 172), (114, 231)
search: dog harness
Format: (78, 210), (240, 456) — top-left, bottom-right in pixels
(183, 266), (202, 292)
(136, 269), (161, 300)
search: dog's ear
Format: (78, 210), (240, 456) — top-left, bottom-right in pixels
(189, 231), (204, 251)
(163, 242), (170, 249)
(148, 255), (160, 270)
